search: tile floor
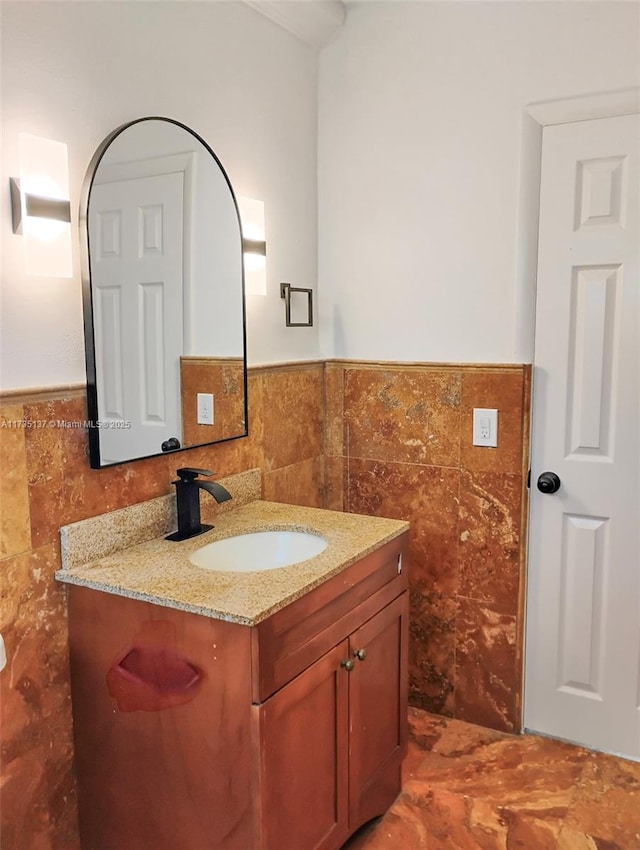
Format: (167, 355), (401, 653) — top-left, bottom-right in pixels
(342, 708), (640, 850)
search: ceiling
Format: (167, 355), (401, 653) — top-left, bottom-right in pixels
(243, 1), (347, 50)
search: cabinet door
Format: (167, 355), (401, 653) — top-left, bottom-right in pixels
(254, 641), (350, 850)
(348, 592), (409, 830)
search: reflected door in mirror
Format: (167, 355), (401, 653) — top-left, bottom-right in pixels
(91, 173), (184, 464)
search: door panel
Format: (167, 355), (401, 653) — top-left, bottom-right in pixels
(525, 113), (639, 759)
(566, 265), (620, 457)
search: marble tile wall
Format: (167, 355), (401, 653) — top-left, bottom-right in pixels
(324, 361), (531, 734)
(0, 362), (324, 850)
(1, 357), (530, 848)
(179, 357), (246, 447)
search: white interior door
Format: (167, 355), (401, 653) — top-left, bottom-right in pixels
(90, 172), (184, 464)
(525, 113), (639, 759)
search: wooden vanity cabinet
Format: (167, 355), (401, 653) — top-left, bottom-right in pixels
(255, 593), (409, 850)
(253, 640), (350, 850)
(67, 533), (409, 850)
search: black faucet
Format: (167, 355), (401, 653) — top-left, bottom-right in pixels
(166, 468), (232, 541)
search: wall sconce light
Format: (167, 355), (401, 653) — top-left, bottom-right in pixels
(238, 196), (267, 296)
(10, 133), (73, 278)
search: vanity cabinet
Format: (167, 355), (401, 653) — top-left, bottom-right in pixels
(67, 534), (409, 850)
(256, 593), (408, 850)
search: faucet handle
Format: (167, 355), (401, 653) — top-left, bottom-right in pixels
(176, 468), (215, 482)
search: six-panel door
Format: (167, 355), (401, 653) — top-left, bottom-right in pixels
(526, 113), (640, 758)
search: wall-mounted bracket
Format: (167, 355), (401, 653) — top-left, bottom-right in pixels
(280, 282), (313, 327)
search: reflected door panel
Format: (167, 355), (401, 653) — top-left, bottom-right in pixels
(91, 173), (183, 464)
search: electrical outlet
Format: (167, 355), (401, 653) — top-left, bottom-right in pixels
(473, 408), (498, 447)
(197, 393), (214, 426)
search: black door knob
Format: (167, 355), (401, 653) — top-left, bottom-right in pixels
(537, 471), (561, 494)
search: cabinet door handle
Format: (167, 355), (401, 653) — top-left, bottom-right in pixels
(340, 659), (355, 672)
(353, 648), (367, 661)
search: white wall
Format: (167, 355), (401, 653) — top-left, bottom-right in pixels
(318, 1), (640, 363)
(1, 1), (319, 390)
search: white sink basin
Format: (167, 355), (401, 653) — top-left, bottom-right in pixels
(189, 530), (328, 573)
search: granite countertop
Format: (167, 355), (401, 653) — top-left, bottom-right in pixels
(55, 500), (409, 626)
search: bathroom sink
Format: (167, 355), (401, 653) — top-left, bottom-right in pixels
(189, 530), (328, 573)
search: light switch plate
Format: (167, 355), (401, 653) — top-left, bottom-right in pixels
(197, 393), (214, 426)
(472, 408), (498, 447)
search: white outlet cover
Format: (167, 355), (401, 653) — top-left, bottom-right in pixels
(472, 408), (498, 447)
(197, 392), (214, 426)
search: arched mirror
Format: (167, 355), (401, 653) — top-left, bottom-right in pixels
(81, 117), (247, 468)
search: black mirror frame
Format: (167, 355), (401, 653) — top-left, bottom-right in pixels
(80, 116), (248, 469)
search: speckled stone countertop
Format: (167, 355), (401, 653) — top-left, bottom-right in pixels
(56, 499), (409, 626)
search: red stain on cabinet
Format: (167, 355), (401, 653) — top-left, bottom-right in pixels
(106, 620), (202, 712)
